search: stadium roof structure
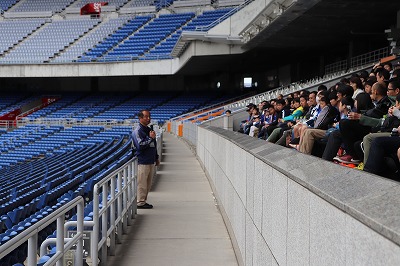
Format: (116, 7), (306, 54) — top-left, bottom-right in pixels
(177, 0), (400, 75)
(0, 0), (399, 78)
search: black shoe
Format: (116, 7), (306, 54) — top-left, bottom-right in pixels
(137, 203), (153, 209)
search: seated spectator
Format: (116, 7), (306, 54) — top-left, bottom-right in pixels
(392, 69), (400, 79)
(336, 82), (391, 164)
(267, 96), (308, 143)
(322, 92), (373, 162)
(292, 90), (327, 145)
(363, 133), (400, 178)
(376, 68), (390, 87)
(244, 106), (260, 134)
(356, 81), (400, 168)
(336, 83), (354, 102)
(359, 70), (369, 85)
(238, 103), (256, 133)
(263, 99), (291, 138)
(350, 76), (364, 100)
(329, 91), (339, 110)
(258, 103), (278, 139)
(225, 110), (232, 116)
(296, 96), (340, 153)
(364, 79), (375, 95)
(290, 91), (318, 143)
(281, 97), (307, 122)
(300, 96), (353, 155)
(249, 115), (262, 137)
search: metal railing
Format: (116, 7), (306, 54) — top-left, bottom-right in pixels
(195, 0), (254, 31)
(16, 117), (140, 128)
(325, 46), (390, 75)
(170, 92), (253, 122)
(324, 59), (347, 75)
(0, 196), (85, 266)
(91, 156), (137, 265)
(350, 46), (390, 70)
(38, 156), (138, 266)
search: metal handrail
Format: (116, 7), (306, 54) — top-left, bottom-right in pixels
(91, 156), (138, 265)
(170, 92), (254, 122)
(16, 117), (139, 128)
(0, 196), (85, 266)
(195, 0), (254, 31)
(325, 46), (390, 75)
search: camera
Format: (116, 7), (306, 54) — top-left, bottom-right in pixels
(391, 128), (399, 137)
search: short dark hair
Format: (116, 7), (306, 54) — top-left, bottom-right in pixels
(328, 91), (338, 101)
(340, 77), (349, 84)
(376, 68), (390, 81)
(383, 62), (393, 69)
(276, 99), (286, 105)
(138, 109), (150, 118)
(317, 85), (327, 91)
(359, 70), (369, 80)
(374, 82), (387, 96)
(392, 69), (400, 77)
(319, 96), (328, 104)
(299, 94), (308, 101)
(225, 110), (232, 114)
(341, 96), (354, 109)
(337, 84), (353, 97)
(389, 79), (400, 91)
(364, 79), (375, 88)
(292, 97), (300, 104)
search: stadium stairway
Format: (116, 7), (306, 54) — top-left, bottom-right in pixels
(107, 133), (238, 265)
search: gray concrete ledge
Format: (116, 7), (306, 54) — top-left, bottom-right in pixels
(196, 125), (400, 265)
(203, 125), (400, 246)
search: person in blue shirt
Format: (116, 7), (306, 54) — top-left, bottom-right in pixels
(132, 109), (160, 209)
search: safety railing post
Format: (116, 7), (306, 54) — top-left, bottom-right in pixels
(122, 167), (128, 234)
(109, 176), (116, 255)
(117, 172), (124, 236)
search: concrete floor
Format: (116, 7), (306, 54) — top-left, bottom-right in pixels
(107, 133), (238, 266)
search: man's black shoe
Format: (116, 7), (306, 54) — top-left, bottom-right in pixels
(137, 203), (153, 209)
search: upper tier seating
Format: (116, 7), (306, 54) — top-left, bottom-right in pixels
(102, 12), (195, 60)
(74, 0), (129, 8)
(10, 0), (75, 13)
(79, 15), (153, 62)
(144, 8), (232, 59)
(0, 6), (237, 63)
(0, 0), (18, 12)
(0, 19), (100, 64)
(124, 0), (155, 7)
(52, 17), (130, 63)
(0, 19), (46, 55)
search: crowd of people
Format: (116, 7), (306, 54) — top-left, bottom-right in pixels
(237, 61), (400, 180)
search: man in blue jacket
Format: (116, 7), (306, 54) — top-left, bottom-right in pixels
(132, 110), (160, 209)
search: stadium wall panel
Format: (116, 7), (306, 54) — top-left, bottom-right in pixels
(196, 125), (400, 265)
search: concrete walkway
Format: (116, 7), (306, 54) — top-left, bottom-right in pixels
(108, 133), (238, 266)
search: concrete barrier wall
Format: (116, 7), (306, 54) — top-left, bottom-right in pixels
(196, 125), (400, 265)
